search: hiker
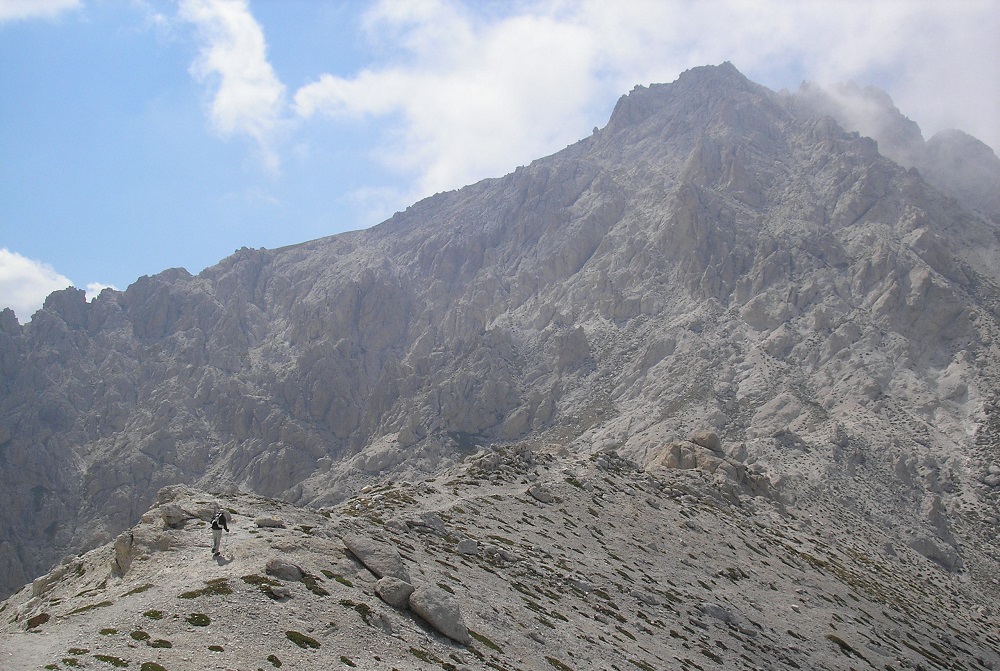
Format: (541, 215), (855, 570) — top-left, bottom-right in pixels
(211, 509), (229, 556)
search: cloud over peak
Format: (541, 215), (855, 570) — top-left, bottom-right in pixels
(0, 248), (72, 321)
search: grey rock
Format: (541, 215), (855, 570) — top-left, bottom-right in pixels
(342, 533), (410, 582)
(699, 602), (738, 625)
(265, 557), (304, 582)
(375, 576), (414, 609)
(160, 504), (189, 529)
(455, 539), (479, 555)
(255, 516), (287, 528)
(264, 584), (292, 600)
(409, 585), (472, 644)
(691, 430), (723, 454)
(527, 483), (555, 504)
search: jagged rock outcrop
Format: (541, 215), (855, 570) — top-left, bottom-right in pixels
(1, 62), (999, 606)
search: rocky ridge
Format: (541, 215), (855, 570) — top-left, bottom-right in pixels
(2, 440), (998, 670)
(1, 62), (1000, 615)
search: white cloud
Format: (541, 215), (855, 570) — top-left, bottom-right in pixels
(293, 0), (999, 206)
(85, 282), (118, 301)
(179, 0), (287, 172)
(0, 248), (73, 321)
(0, 0), (80, 23)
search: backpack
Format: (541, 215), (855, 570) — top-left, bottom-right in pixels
(211, 511), (225, 529)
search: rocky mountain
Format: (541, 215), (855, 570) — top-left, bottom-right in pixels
(2, 62), (1000, 663)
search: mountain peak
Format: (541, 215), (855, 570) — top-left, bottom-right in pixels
(604, 62), (758, 135)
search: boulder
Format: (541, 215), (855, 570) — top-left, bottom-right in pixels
(160, 504), (189, 529)
(112, 531), (135, 577)
(527, 483), (555, 504)
(691, 430), (723, 454)
(342, 533), (410, 582)
(255, 516), (286, 528)
(456, 539), (479, 555)
(409, 585), (472, 644)
(375, 576), (415, 609)
(265, 557), (304, 582)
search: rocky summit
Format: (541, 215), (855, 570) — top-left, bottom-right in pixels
(2, 62), (1000, 669)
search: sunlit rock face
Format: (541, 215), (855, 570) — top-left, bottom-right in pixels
(2, 63), (999, 605)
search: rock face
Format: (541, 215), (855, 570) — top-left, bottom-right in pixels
(1, 62), (1000, 607)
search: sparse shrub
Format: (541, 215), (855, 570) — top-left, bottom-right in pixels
(148, 639), (172, 649)
(67, 648), (89, 656)
(124, 583), (154, 596)
(545, 657), (574, 671)
(143, 610), (164, 620)
(100, 628), (118, 635)
(301, 574), (329, 597)
(469, 630), (503, 653)
(67, 600), (113, 616)
(93, 654), (129, 667)
(130, 630), (151, 641)
(267, 654), (282, 668)
(209, 645), (224, 652)
(242, 573), (281, 595)
(340, 656), (356, 667)
(140, 663), (167, 671)
(339, 599), (373, 625)
(186, 613), (210, 627)
(285, 630), (320, 649)
(179, 578), (232, 599)
(60, 660), (81, 668)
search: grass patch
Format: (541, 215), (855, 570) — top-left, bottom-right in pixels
(321, 570), (354, 587)
(123, 583), (154, 597)
(130, 631), (151, 641)
(178, 578), (232, 599)
(827, 634), (868, 661)
(209, 645), (224, 652)
(60, 660), (81, 668)
(93, 654), (129, 667)
(148, 640), (172, 649)
(67, 601), (113, 616)
(139, 664), (166, 671)
(302, 574), (329, 597)
(142, 610), (164, 620)
(267, 653), (282, 667)
(99, 628), (118, 636)
(286, 630), (320, 649)
(546, 657), (575, 671)
(408, 647), (441, 664)
(67, 648), (89, 655)
(242, 573), (280, 592)
(469, 630), (503, 653)
(340, 656), (357, 667)
(185, 613), (210, 627)
(339, 599), (374, 625)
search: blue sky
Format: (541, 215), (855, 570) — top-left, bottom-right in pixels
(2, 0), (998, 321)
